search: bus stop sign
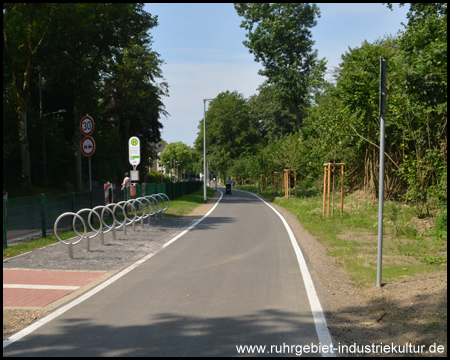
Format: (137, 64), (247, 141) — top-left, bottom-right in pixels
(129, 136), (140, 166)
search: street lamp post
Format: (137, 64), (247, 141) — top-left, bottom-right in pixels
(215, 140), (221, 191)
(203, 98), (213, 203)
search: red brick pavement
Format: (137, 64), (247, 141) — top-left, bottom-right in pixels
(3, 269), (105, 308)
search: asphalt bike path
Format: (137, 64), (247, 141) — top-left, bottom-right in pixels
(4, 188), (331, 356)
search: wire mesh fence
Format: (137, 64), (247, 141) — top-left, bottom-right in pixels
(3, 181), (202, 248)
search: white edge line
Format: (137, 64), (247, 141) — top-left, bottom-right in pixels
(162, 190), (223, 249)
(3, 190), (223, 349)
(248, 192), (335, 357)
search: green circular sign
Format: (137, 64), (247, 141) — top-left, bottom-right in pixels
(131, 139), (138, 146)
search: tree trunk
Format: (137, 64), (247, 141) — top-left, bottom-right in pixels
(74, 87), (81, 190)
(18, 104), (32, 187)
(294, 102), (302, 130)
(12, 57), (33, 188)
(73, 85), (86, 191)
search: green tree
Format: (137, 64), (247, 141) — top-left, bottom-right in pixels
(3, 3), (61, 187)
(194, 91), (261, 176)
(389, 3), (447, 216)
(247, 83), (297, 144)
(235, 3), (327, 129)
(333, 38), (404, 196)
(3, 4), (169, 193)
(161, 142), (193, 180)
(267, 133), (302, 171)
(228, 156), (260, 181)
(301, 36), (412, 196)
(102, 42), (169, 159)
(39, 3), (158, 189)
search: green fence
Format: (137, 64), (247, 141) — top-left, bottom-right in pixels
(3, 181), (203, 249)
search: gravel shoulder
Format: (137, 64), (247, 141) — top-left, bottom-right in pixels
(3, 190), (447, 357)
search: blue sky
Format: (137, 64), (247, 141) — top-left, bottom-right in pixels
(143, 3), (410, 147)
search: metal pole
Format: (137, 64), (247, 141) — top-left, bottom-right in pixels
(215, 140), (218, 191)
(203, 99), (213, 203)
(89, 156), (92, 191)
(39, 74), (48, 189)
(203, 100), (207, 203)
(377, 57), (387, 287)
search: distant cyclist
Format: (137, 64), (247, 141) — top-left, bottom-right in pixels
(225, 177), (233, 195)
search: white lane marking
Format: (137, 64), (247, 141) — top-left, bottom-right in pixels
(4, 284), (79, 290)
(162, 191), (223, 249)
(3, 191), (223, 349)
(248, 192), (335, 357)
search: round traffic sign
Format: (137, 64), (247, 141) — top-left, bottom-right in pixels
(80, 115), (94, 136)
(81, 136), (96, 157)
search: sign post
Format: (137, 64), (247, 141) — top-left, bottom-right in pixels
(377, 58), (387, 287)
(80, 114), (95, 191)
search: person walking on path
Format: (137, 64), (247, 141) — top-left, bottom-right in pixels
(122, 172), (131, 200)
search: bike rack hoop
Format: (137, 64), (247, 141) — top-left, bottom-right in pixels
(116, 200), (137, 233)
(53, 212), (87, 259)
(157, 193), (170, 212)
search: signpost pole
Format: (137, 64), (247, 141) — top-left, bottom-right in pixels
(377, 57), (387, 287)
(80, 115), (95, 193)
(89, 157), (92, 191)
(203, 99), (213, 203)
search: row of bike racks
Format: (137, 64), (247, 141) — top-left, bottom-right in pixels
(53, 193), (170, 259)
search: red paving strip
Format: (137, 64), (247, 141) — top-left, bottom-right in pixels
(3, 288), (73, 307)
(3, 269), (106, 308)
(3, 269), (105, 286)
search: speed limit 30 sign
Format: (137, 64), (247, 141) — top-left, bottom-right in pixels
(80, 115), (94, 136)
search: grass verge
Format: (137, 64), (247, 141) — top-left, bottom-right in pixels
(163, 187), (215, 217)
(3, 186), (216, 260)
(235, 183), (447, 288)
